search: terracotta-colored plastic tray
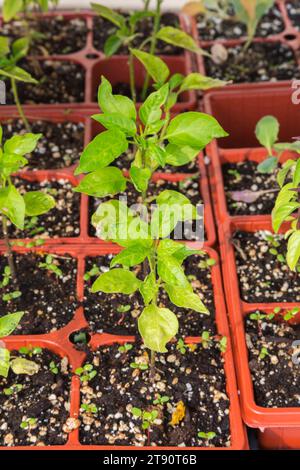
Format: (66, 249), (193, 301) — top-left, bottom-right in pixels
(188, 0), (300, 91)
(0, 10), (197, 113)
(218, 217), (300, 449)
(0, 242), (248, 450)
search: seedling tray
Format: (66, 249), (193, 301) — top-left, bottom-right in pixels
(188, 0), (300, 91)
(218, 218), (300, 449)
(0, 243), (247, 450)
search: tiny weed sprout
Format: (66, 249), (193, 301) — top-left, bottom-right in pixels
(219, 336), (227, 353)
(201, 330), (212, 349)
(75, 364), (97, 383)
(0, 36), (38, 131)
(0, 265), (12, 288)
(20, 417), (37, 430)
(259, 346), (269, 360)
(131, 407), (159, 430)
(198, 431), (216, 442)
(130, 361), (149, 371)
(153, 394), (170, 405)
(3, 383), (23, 395)
(83, 264), (101, 281)
(49, 361), (59, 375)
(0, 128), (56, 279)
(38, 255), (63, 278)
(271, 152), (300, 271)
(118, 343), (133, 354)
(228, 168), (242, 182)
(283, 307), (300, 322)
(81, 403), (98, 414)
(255, 116), (300, 174)
(0, 312), (40, 378)
(176, 338), (187, 354)
(250, 311), (275, 322)
(18, 346), (42, 357)
(74, 75), (228, 379)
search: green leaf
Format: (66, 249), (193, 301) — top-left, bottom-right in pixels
(165, 112), (228, 149)
(157, 255), (190, 288)
(179, 73), (230, 93)
(0, 36), (10, 56)
(92, 114), (136, 137)
(0, 348), (10, 378)
(0, 153), (28, 177)
(10, 357), (39, 375)
(156, 26), (208, 55)
(139, 84), (169, 126)
(274, 142), (300, 153)
(255, 115), (279, 153)
(91, 268), (141, 294)
(110, 244), (150, 268)
(12, 37), (30, 60)
(138, 304), (178, 353)
(129, 166), (151, 193)
(98, 76), (136, 120)
(272, 201), (300, 233)
(257, 156), (278, 174)
(3, 0), (23, 22)
(165, 284), (209, 314)
(156, 189), (198, 220)
(165, 144), (199, 166)
(91, 3), (125, 27)
(0, 66), (38, 84)
(277, 160), (295, 187)
(74, 167), (127, 197)
(4, 133), (42, 156)
(75, 129), (128, 175)
(139, 272), (158, 305)
(0, 185), (25, 229)
(0, 312), (24, 337)
(157, 239), (202, 263)
(293, 158), (300, 187)
(24, 191), (55, 216)
(104, 35), (122, 56)
(131, 48), (170, 84)
(145, 143), (166, 170)
(287, 230), (300, 271)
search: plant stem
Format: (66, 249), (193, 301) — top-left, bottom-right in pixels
(150, 350), (156, 380)
(141, 0), (163, 101)
(2, 215), (17, 281)
(129, 52), (137, 103)
(144, 0), (151, 12)
(11, 78), (31, 132)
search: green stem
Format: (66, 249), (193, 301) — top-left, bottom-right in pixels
(2, 214), (16, 281)
(11, 79), (31, 132)
(159, 109), (171, 143)
(141, 0), (163, 101)
(129, 52), (137, 103)
(144, 0), (151, 12)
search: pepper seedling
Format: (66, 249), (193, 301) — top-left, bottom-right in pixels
(131, 407), (159, 430)
(259, 346), (269, 360)
(153, 394), (170, 405)
(0, 36), (38, 131)
(271, 154), (300, 271)
(255, 116), (300, 174)
(198, 431), (216, 444)
(0, 311), (40, 378)
(283, 307), (300, 322)
(3, 0), (60, 22)
(80, 403), (98, 414)
(20, 417), (37, 430)
(118, 343), (133, 354)
(75, 364), (97, 383)
(0, 126), (56, 280)
(74, 76), (228, 378)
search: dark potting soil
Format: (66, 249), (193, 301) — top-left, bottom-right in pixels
(223, 160), (279, 216)
(197, 5), (284, 41)
(111, 146), (199, 173)
(83, 253), (216, 337)
(204, 42), (300, 83)
(2, 119), (84, 170)
(0, 252), (77, 335)
(79, 342), (230, 447)
(246, 314), (300, 407)
(0, 349), (71, 447)
(89, 177), (204, 242)
(93, 12), (183, 55)
(233, 231), (300, 303)
(2, 16), (88, 55)
(287, 1), (300, 30)
(5, 60), (85, 104)
(0, 177), (80, 239)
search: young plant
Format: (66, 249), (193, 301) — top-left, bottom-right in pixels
(259, 346), (269, 360)
(198, 431), (216, 444)
(0, 36), (37, 131)
(3, 0), (59, 22)
(38, 254), (63, 278)
(131, 407), (159, 430)
(91, 1), (210, 102)
(75, 364), (97, 383)
(283, 307), (300, 322)
(74, 77), (227, 376)
(272, 154), (300, 271)
(0, 311), (39, 378)
(153, 394), (170, 405)
(183, 0), (232, 20)
(255, 116), (300, 173)
(0, 127), (56, 280)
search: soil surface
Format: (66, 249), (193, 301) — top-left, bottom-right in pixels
(2, 119), (84, 170)
(83, 252), (216, 337)
(93, 12), (183, 55)
(5, 60), (85, 104)
(89, 177), (204, 242)
(0, 252), (78, 335)
(233, 231), (300, 303)
(246, 314), (300, 407)
(204, 42), (300, 83)
(0, 177), (80, 239)
(2, 16), (88, 55)
(79, 342), (230, 447)
(0, 349), (71, 447)
(197, 5), (284, 41)
(223, 160), (279, 216)
(287, 1), (300, 30)
(111, 146), (199, 174)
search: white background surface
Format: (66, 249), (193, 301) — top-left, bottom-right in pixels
(0, 0), (186, 11)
